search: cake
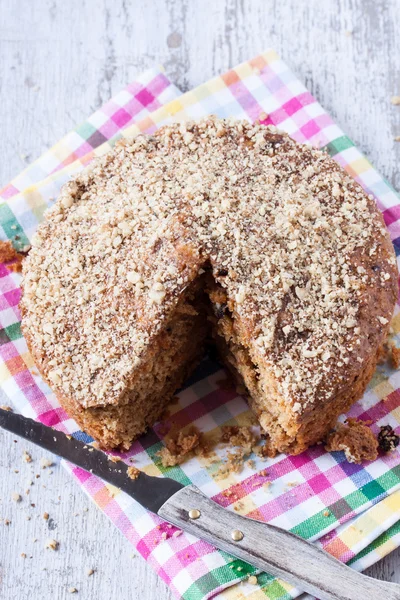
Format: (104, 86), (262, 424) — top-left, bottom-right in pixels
(21, 117), (398, 455)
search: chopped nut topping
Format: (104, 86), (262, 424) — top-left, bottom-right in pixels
(21, 117), (397, 419)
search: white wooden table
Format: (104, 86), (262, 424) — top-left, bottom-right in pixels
(1, 1), (400, 598)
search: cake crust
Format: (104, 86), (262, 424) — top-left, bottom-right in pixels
(21, 117), (398, 452)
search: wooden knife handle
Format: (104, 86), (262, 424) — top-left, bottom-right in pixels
(158, 484), (400, 600)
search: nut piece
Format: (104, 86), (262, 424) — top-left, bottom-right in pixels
(45, 538), (59, 551)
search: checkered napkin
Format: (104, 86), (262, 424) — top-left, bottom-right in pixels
(1, 52), (400, 600)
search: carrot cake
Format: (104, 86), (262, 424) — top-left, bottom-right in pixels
(21, 117), (398, 454)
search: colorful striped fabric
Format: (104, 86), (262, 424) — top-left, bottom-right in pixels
(1, 51), (400, 600)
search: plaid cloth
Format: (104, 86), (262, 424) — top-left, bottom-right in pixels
(1, 51), (400, 600)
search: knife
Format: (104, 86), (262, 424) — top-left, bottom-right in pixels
(1, 408), (399, 600)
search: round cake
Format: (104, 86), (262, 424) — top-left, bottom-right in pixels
(21, 117), (398, 454)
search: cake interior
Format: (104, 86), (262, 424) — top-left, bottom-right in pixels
(204, 274), (303, 455)
(71, 275), (210, 449)
(72, 266), (381, 453)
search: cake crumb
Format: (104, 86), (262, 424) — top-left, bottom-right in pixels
(157, 428), (201, 467)
(127, 466), (140, 480)
(390, 345), (400, 369)
(248, 575), (258, 585)
(4, 519), (11, 525)
(20, 553), (27, 558)
(378, 425), (400, 453)
(323, 510), (330, 517)
(87, 568), (95, 576)
(0, 240), (25, 272)
(0, 405), (12, 411)
(0, 240), (21, 261)
(40, 457), (53, 469)
(12, 492), (22, 502)
(395, 136), (400, 142)
(391, 96), (400, 106)
(68, 588), (78, 594)
(43, 512), (49, 520)
(325, 419), (378, 463)
(45, 538), (59, 551)
(22, 451), (32, 463)
(220, 426), (258, 453)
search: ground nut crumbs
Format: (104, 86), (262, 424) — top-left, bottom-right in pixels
(12, 492), (22, 502)
(21, 116), (397, 426)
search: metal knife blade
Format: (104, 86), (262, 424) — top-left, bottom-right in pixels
(2, 408), (400, 600)
(0, 408), (182, 514)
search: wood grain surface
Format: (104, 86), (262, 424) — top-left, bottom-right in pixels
(1, 0), (400, 598)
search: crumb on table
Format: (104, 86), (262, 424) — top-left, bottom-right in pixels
(45, 538), (59, 551)
(22, 451), (32, 463)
